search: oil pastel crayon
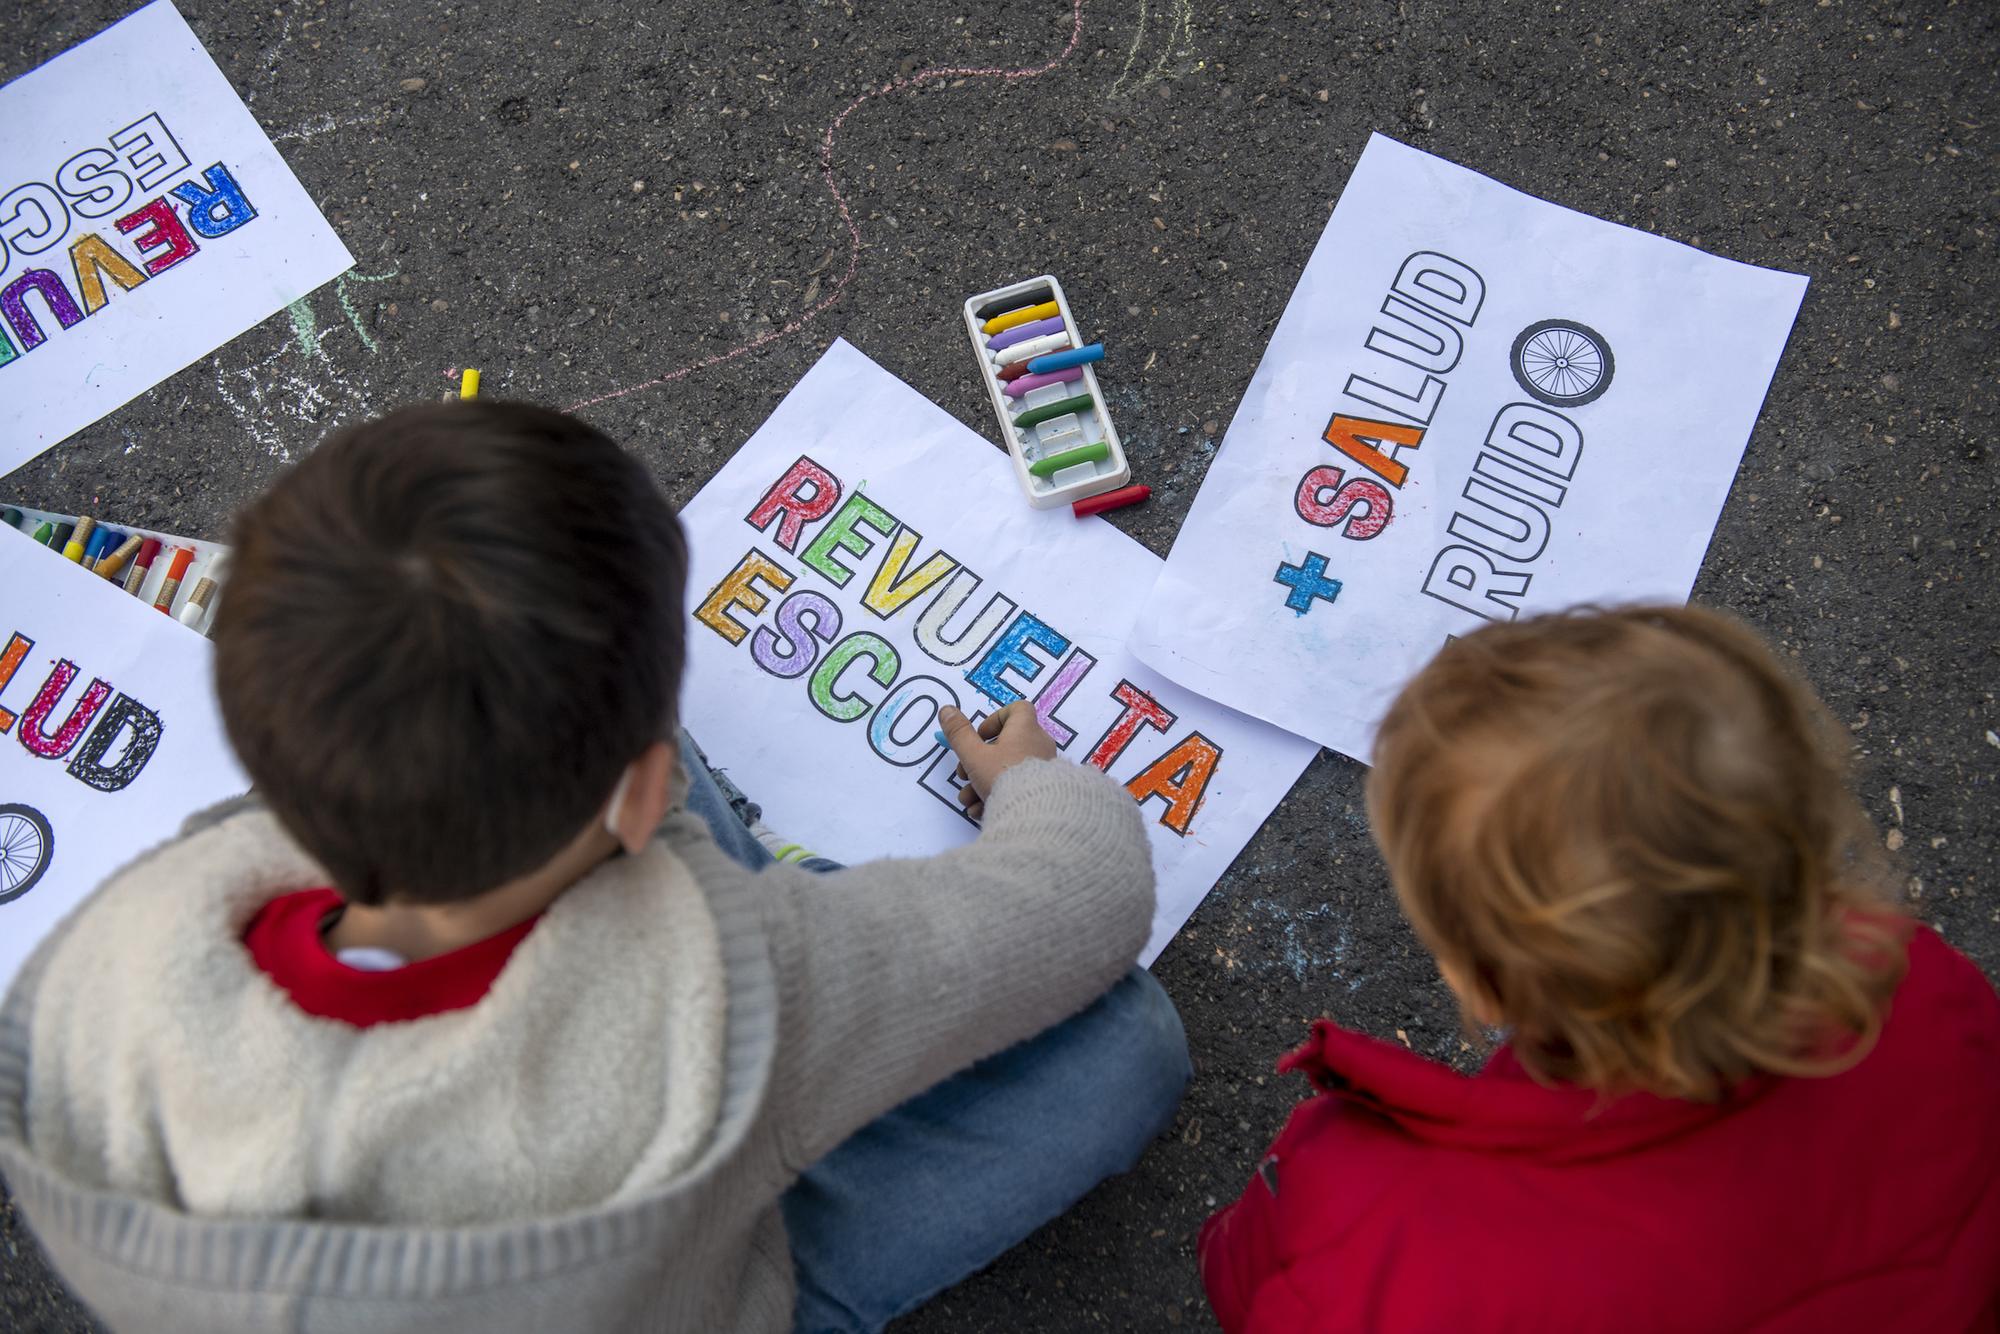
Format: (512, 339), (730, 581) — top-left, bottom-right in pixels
(1, 508), (21, 529)
(95, 534), (144, 581)
(934, 730), (949, 748)
(123, 538), (162, 594)
(1072, 483), (1151, 518)
(987, 316), (1064, 351)
(61, 516), (97, 562)
(1013, 393), (1095, 430)
(1003, 366), (1085, 399)
(996, 361), (1032, 382)
(31, 522), (54, 546)
(994, 332), (1072, 368)
(980, 299), (1059, 336)
(1028, 441), (1112, 478)
(461, 367), (481, 398)
(178, 555), (227, 630)
(1026, 343), (1104, 375)
(49, 522), (74, 552)
(85, 527), (122, 570)
(153, 546), (195, 613)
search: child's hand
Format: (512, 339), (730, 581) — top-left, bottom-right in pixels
(941, 701), (1060, 821)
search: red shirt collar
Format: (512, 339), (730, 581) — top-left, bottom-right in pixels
(242, 888), (540, 1028)
(1278, 1019), (1767, 1161)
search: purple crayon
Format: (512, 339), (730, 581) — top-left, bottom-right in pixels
(1003, 366), (1086, 398)
(986, 315), (1065, 351)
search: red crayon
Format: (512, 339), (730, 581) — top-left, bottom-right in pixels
(122, 538), (162, 595)
(1072, 484), (1152, 519)
(996, 361), (1032, 382)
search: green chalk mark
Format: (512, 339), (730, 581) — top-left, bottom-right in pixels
(286, 298), (317, 354)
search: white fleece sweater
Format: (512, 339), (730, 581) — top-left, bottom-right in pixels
(26, 807), (727, 1226)
(6, 757), (1157, 1333)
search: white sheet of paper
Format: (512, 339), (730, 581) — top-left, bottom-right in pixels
(0, 0), (352, 465)
(679, 341), (1320, 965)
(0, 534), (249, 991)
(1131, 134), (1809, 759)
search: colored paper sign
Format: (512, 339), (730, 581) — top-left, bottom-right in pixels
(678, 340), (1320, 965)
(1130, 133), (1809, 760)
(0, 0), (352, 466)
(0, 533), (249, 991)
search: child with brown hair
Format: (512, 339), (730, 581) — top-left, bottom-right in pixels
(1202, 605), (2000, 1333)
(0, 401), (1189, 1334)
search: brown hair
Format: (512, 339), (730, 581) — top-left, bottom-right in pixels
(1369, 605), (1906, 1101)
(213, 401), (688, 906)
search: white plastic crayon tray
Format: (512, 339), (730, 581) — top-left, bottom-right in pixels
(7, 506), (228, 631)
(962, 276), (1130, 509)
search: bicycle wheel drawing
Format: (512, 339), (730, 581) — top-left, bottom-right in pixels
(0, 803), (53, 906)
(1510, 319), (1615, 407)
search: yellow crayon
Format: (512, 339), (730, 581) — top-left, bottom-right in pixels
(460, 367), (481, 398)
(61, 516), (96, 563)
(981, 300), (1059, 336)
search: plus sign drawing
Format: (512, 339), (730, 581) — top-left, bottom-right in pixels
(1273, 552), (1343, 615)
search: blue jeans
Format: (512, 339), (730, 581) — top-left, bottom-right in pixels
(677, 734), (1192, 1334)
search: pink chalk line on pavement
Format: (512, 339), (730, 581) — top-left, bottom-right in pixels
(564, 0), (1088, 414)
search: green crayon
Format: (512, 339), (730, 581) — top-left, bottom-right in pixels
(31, 522), (54, 545)
(1012, 394), (1095, 431)
(1028, 441), (1112, 478)
(1, 508), (21, 529)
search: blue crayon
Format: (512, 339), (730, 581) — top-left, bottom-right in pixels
(82, 527), (120, 570)
(934, 730), (949, 748)
(1026, 342), (1104, 374)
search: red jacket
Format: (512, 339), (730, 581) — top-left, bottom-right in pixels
(1201, 925), (2000, 1333)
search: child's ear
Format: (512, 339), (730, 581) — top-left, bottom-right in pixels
(608, 741), (679, 855)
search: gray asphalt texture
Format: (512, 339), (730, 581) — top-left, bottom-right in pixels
(3, 0), (1996, 1329)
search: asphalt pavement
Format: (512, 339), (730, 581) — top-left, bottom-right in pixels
(2, 0), (1995, 1329)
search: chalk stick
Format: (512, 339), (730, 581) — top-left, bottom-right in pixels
(1013, 394), (1095, 430)
(993, 332), (1072, 368)
(1003, 366), (1085, 398)
(1072, 484), (1151, 518)
(1026, 343), (1104, 374)
(1028, 441), (1111, 478)
(987, 315), (1064, 351)
(981, 299), (1060, 335)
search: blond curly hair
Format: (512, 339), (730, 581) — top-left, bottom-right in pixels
(1369, 605), (1908, 1102)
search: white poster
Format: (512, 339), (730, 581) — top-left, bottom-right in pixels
(0, 534), (248, 990)
(680, 341), (1319, 964)
(0, 0), (353, 465)
(1131, 133), (1809, 759)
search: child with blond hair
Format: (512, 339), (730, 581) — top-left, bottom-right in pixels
(1202, 605), (2000, 1333)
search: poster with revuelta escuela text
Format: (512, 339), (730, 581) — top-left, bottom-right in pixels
(676, 340), (1320, 966)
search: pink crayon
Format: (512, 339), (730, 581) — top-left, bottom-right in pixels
(987, 315), (1065, 351)
(1003, 366), (1086, 398)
